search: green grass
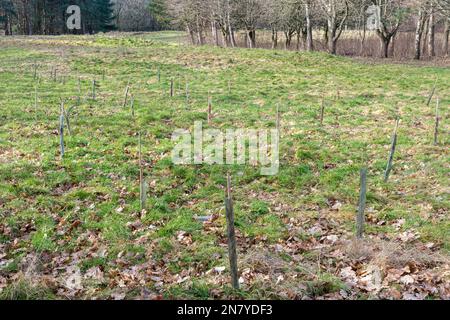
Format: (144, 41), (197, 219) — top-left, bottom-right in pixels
(0, 32), (448, 300)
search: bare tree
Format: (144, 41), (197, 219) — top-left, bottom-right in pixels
(304, 0), (314, 51)
(235, 0), (265, 48)
(317, 0), (350, 54)
(371, 0), (409, 58)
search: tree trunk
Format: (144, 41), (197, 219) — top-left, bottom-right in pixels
(226, 0), (236, 48)
(296, 32), (301, 51)
(4, 15), (10, 35)
(381, 37), (390, 58)
(187, 25), (195, 45)
(328, 21), (337, 55)
(305, 1), (314, 51)
(222, 28), (229, 47)
(211, 20), (219, 46)
(389, 33), (396, 58)
(414, 10), (424, 60)
(422, 18), (429, 56)
(284, 31), (293, 49)
(249, 30), (256, 48)
(196, 17), (204, 45)
(428, 8), (435, 57)
(271, 28), (278, 49)
(444, 19), (449, 56)
(301, 28), (307, 50)
(230, 29), (237, 47)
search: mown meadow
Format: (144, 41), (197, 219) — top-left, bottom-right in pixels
(0, 32), (448, 299)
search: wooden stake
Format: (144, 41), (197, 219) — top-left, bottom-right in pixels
(356, 168), (367, 239)
(426, 78), (437, 107)
(170, 78), (174, 97)
(207, 95), (212, 124)
(123, 83), (130, 108)
(92, 79), (96, 100)
(59, 110), (65, 158)
(77, 77), (81, 104)
(434, 97), (440, 146)
(157, 67), (161, 83)
(225, 173), (239, 290)
(384, 119), (399, 182)
(34, 84), (38, 121)
(60, 99), (71, 136)
(185, 82), (189, 106)
(131, 95), (135, 118)
(276, 103), (281, 134)
(320, 98), (325, 125)
(33, 63), (37, 80)
(138, 132), (147, 211)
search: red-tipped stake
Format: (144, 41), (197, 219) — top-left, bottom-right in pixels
(225, 173), (239, 290)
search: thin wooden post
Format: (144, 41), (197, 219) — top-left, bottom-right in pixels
(426, 78), (437, 107)
(138, 132), (147, 211)
(434, 97), (440, 145)
(170, 78), (174, 97)
(384, 119), (399, 182)
(34, 84), (38, 121)
(320, 98), (325, 125)
(207, 95), (212, 124)
(59, 110), (65, 158)
(131, 95), (135, 118)
(77, 77), (81, 104)
(185, 82), (189, 106)
(92, 79), (96, 100)
(157, 67), (161, 83)
(53, 68), (57, 82)
(356, 168), (367, 238)
(123, 83), (130, 108)
(276, 103), (281, 135)
(60, 99), (71, 136)
(33, 63), (37, 80)
(225, 173), (239, 290)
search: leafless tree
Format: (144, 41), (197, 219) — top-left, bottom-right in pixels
(371, 0), (409, 58)
(316, 0), (350, 54)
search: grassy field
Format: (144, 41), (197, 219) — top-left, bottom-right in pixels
(0, 31), (448, 300)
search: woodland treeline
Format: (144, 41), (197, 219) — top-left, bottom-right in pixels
(157, 0), (450, 59)
(1, 0), (450, 60)
(0, 0), (115, 34)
